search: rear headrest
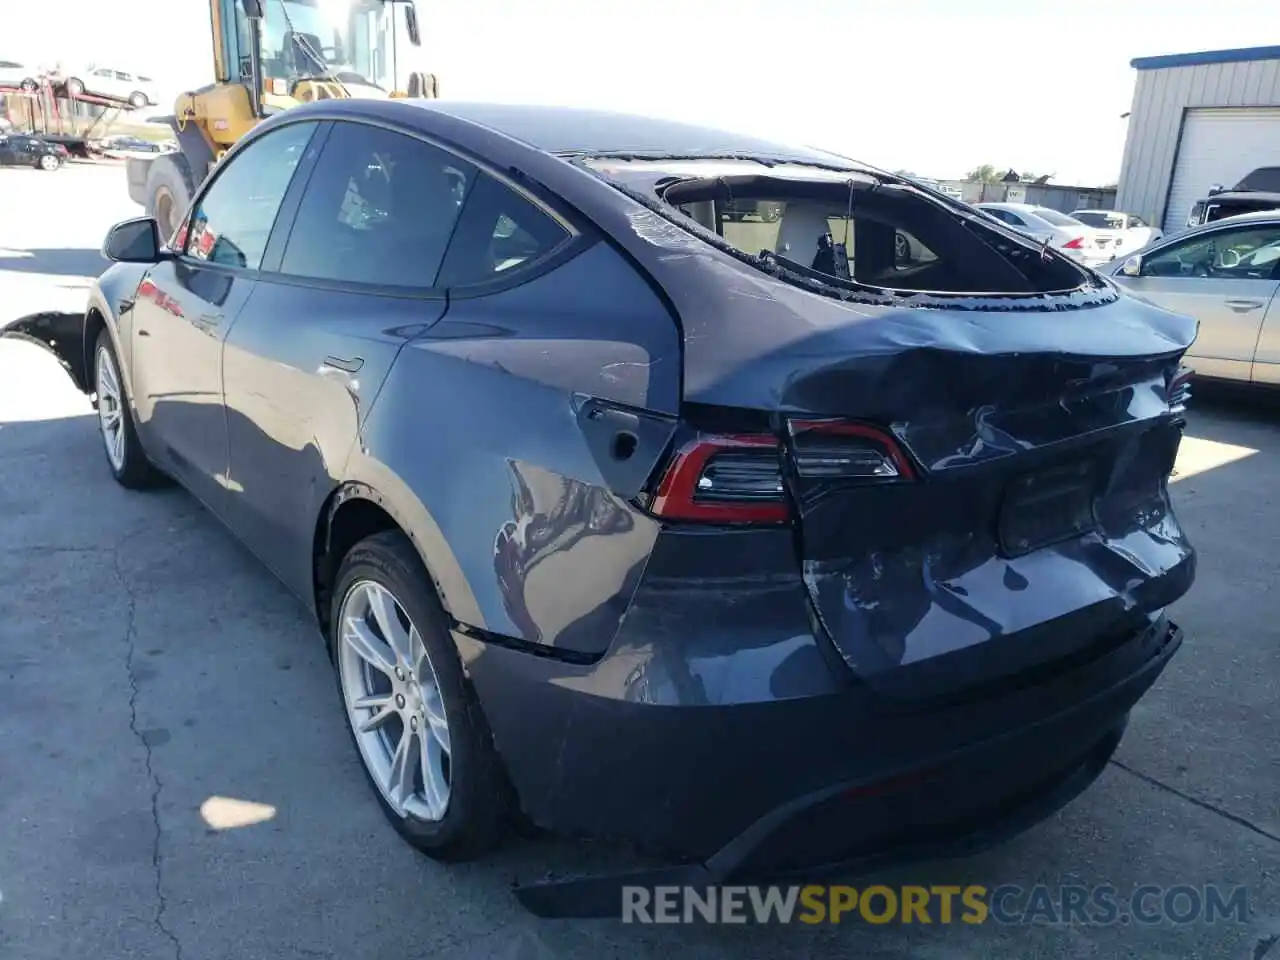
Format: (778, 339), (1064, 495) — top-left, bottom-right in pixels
(775, 202), (835, 263)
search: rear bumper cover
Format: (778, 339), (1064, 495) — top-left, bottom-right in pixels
(459, 601), (1184, 912)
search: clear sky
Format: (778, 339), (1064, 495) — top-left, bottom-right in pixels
(8, 1), (1279, 185)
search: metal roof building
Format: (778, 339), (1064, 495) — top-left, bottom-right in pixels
(1115, 45), (1280, 234)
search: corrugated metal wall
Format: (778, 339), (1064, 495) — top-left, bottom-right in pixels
(1115, 57), (1280, 227)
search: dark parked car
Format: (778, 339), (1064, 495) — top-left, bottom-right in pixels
(1185, 166), (1280, 229)
(0, 133), (64, 170)
(3, 100), (1197, 915)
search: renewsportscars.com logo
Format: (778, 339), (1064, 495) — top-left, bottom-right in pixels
(621, 883), (1251, 926)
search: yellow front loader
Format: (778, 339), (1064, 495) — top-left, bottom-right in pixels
(126, 0), (438, 238)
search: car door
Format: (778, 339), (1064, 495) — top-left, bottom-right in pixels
(128, 120), (321, 514)
(219, 119), (463, 595)
(0, 136), (14, 166)
(87, 67), (116, 98)
(1122, 222), (1280, 382)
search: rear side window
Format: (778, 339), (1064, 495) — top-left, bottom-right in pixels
(278, 121), (475, 288)
(437, 173), (571, 287)
(184, 121), (317, 268)
(1032, 208), (1079, 227)
(986, 208), (1025, 226)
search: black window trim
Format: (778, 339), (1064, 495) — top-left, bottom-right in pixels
(172, 116), (327, 279)
(255, 114), (592, 301)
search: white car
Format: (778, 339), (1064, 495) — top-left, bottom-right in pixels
(62, 66), (160, 108)
(0, 58), (38, 92)
(975, 202), (1120, 267)
(1071, 209), (1162, 256)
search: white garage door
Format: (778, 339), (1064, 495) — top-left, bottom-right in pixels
(1164, 107), (1280, 234)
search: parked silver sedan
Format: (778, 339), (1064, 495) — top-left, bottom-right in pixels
(1106, 210), (1280, 387)
(975, 202), (1119, 267)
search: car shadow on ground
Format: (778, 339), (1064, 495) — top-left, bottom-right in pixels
(0, 388), (1276, 959)
(0, 246), (108, 278)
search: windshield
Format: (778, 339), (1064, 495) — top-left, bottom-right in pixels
(259, 0), (409, 91)
(1033, 207), (1083, 228)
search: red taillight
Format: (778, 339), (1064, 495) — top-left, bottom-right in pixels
(1168, 365), (1193, 414)
(788, 420), (915, 480)
(650, 434), (789, 523)
(1062, 236), (1086, 250)
(649, 421), (913, 524)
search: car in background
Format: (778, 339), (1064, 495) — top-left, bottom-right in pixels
(0, 58), (38, 92)
(62, 66), (159, 108)
(975, 202), (1120, 267)
(96, 135), (178, 157)
(0, 133), (65, 170)
(1107, 209), (1280, 388)
(2, 101), (1196, 914)
(1072, 209), (1162, 255)
(1184, 168), (1280, 230)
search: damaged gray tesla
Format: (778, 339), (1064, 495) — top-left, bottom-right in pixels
(5, 100), (1198, 917)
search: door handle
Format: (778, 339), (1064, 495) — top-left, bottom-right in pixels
(322, 355), (364, 374)
(196, 313), (224, 326)
(1224, 299), (1264, 312)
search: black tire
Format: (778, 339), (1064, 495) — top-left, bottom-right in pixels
(92, 329), (160, 489)
(64, 77), (84, 98)
(895, 232), (911, 263)
(19, 77), (37, 93)
(129, 91), (147, 108)
(330, 531), (511, 861)
(38, 154), (60, 172)
(143, 153), (195, 242)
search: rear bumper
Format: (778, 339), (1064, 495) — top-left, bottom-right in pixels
(515, 711), (1132, 918)
(506, 617), (1182, 917)
(459, 583), (1184, 863)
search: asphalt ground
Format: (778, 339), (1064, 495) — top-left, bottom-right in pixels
(0, 162), (1276, 959)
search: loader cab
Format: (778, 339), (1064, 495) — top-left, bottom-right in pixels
(216, 0), (420, 104)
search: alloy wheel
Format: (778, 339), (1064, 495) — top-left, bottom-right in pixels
(40, 154), (58, 171)
(95, 345), (126, 472)
(337, 580), (452, 822)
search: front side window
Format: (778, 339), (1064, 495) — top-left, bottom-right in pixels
(182, 122), (318, 269)
(279, 121), (475, 287)
(1141, 225), (1280, 279)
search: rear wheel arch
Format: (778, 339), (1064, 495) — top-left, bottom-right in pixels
(313, 483), (472, 647)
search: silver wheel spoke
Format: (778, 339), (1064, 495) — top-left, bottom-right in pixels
(387, 729), (418, 811)
(342, 617), (396, 676)
(353, 693), (394, 733)
(421, 733), (448, 820)
(422, 684), (450, 755)
(368, 584), (412, 665)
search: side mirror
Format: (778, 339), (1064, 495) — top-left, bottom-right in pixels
(239, 0), (264, 18)
(405, 2), (422, 45)
(1120, 255), (1142, 277)
(102, 217), (164, 263)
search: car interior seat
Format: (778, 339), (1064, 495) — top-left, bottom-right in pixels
(774, 202), (838, 265)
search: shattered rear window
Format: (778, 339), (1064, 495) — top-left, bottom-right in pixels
(585, 159), (1095, 298)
